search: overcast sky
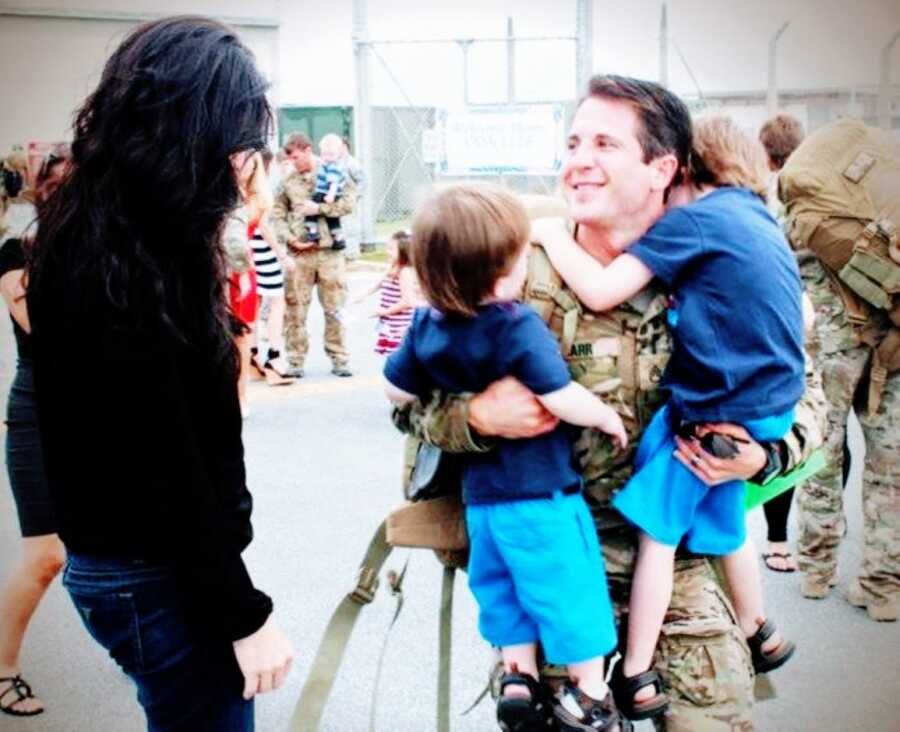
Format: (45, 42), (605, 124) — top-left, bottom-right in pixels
(281, 0), (900, 105)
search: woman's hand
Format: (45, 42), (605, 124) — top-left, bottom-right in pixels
(232, 615), (294, 700)
(673, 423), (766, 486)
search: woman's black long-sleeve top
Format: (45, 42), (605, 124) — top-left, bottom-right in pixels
(29, 285), (272, 642)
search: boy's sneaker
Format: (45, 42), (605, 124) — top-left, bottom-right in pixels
(496, 672), (554, 732)
(554, 682), (631, 731)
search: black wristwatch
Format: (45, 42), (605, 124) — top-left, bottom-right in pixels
(750, 440), (784, 485)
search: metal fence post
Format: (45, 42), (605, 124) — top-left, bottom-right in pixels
(353, 0), (376, 245)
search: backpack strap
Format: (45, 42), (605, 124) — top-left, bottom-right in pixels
(290, 521), (394, 731)
(526, 243), (582, 355)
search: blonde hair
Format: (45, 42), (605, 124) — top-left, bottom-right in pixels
(318, 133), (344, 157)
(411, 183), (529, 318)
(242, 151), (273, 221)
(688, 116), (770, 199)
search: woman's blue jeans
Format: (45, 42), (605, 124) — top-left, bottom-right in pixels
(63, 554), (253, 731)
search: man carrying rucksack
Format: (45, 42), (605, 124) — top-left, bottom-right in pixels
(779, 118), (900, 622)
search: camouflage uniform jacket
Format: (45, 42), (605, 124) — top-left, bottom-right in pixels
(222, 206), (252, 274)
(271, 167), (357, 250)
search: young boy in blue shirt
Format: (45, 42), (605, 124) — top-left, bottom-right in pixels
(533, 116), (803, 720)
(384, 183), (630, 732)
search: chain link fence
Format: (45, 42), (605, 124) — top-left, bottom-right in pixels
(359, 32), (582, 241)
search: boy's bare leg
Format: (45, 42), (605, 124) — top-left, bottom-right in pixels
(568, 657), (608, 699)
(624, 532), (675, 702)
(720, 537), (783, 651)
(501, 643), (539, 698)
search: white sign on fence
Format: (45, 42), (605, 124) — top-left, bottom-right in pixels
(435, 105), (565, 176)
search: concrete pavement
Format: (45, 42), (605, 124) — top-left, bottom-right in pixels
(1, 268), (897, 731)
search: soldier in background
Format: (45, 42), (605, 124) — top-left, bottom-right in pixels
(779, 121), (899, 622)
(395, 76), (826, 730)
(272, 133), (357, 378)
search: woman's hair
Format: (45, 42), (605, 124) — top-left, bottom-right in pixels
(687, 116), (770, 199)
(390, 229), (411, 267)
(29, 16), (271, 364)
(411, 183), (529, 318)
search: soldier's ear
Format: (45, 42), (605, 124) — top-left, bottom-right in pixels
(648, 154), (679, 193)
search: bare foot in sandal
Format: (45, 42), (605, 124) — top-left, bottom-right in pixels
(762, 542), (797, 572)
(0, 674), (45, 717)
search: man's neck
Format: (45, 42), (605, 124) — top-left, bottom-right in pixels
(575, 205), (664, 265)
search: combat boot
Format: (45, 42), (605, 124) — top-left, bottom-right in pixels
(800, 574), (837, 599)
(845, 581), (898, 622)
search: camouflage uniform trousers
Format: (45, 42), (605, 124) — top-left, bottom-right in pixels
(796, 344), (899, 612)
(283, 248), (349, 369)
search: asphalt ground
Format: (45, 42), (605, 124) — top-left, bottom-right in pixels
(1, 265), (897, 731)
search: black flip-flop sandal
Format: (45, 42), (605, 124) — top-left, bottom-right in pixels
(0, 675), (44, 717)
(608, 663), (669, 721)
(747, 619), (796, 674)
(762, 552), (797, 573)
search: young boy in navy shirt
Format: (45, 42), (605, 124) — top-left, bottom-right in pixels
(532, 116), (802, 720)
(384, 183), (630, 732)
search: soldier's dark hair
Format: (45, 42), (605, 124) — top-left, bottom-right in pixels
(411, 183), (529, 318)
(29, 16), (271, 368)
(283, 132), (312, 153)
(759, 114), (805, 170)
(583, 75), (692, 188)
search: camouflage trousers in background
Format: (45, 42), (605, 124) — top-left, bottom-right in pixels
(283, 248), (349, 369)
(796, 344), (900, 613)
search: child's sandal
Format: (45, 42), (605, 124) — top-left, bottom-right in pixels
(747, 618), (795, 674)
(608, 663), (669, 720)
(553, 681), (632, 732)
(496, 672), (553, 732)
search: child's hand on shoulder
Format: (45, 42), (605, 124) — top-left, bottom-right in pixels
(530, 217), (572, 252)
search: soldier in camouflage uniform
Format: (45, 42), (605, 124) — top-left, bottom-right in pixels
(794, 253), (899, 621)
(393, 76), (826, 731)
(272, 133), (357, 378)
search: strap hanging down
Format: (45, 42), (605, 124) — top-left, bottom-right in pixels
(437, 566), (456, 732)
(290, 521), (394, 732)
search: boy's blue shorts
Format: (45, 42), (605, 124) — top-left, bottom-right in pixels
(613, 404), (794, 555)
(465, 491), (617, 665)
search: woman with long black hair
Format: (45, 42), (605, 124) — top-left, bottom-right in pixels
(27, 16), (292, 730)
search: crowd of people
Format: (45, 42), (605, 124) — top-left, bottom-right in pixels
(0, 12), (896, 732)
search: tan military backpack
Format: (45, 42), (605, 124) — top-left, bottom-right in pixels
(779, 118), (900, 413)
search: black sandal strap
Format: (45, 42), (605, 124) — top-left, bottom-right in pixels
(0, 675), (33, 705)
(615, 668), (662, 697)
(499, 671), (543, 699)
(750, 619), (776, 647)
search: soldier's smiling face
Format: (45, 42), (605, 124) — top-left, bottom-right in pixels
(562, 96), (664, 229)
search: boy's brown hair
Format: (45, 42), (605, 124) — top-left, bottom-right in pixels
(411, 183), (529, 318)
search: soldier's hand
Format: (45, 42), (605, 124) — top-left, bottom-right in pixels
(300, 201), (320, 216)
(468, 376), (559, 439)
(673, 423), (766, 485)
